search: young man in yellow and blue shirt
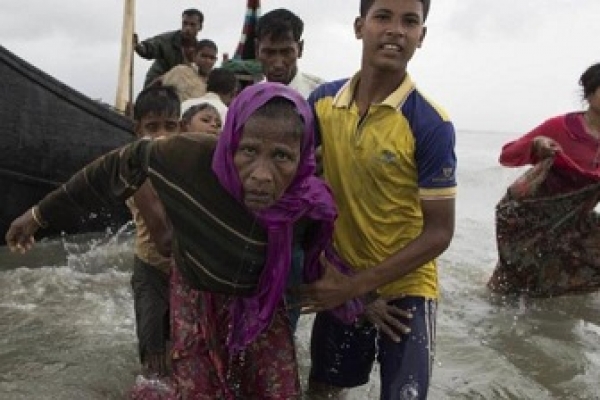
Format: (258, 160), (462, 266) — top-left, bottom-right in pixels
(302, 0), (456, 399)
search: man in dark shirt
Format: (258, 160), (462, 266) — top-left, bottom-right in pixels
(135, 8), (204, 87)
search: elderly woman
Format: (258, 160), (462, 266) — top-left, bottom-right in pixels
(6, 83), (359, 399)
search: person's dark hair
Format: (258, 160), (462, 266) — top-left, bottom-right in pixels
(196, 39), (218, 52)
(133, 85), (180, 122)
(206, 68), (238, 95)
(359, 0), (430, 21)
(181, 102), (218, 126)
(249, 97), (305, 142)
(256, 8), (303, 42)
(182, 8), (204, 24)
(580, 62), (600, 100)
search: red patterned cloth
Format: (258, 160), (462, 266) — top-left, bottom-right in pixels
(488, 155), (600, 297)
(130, 266), (300, 399)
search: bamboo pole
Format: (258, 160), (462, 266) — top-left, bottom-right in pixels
(115, 0), (135, 115)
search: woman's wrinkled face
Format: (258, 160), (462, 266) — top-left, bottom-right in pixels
(234, 115), (302, 211)
(184, 108), (222, 135)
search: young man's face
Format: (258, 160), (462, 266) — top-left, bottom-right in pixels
(181, 14), (202, 40)
(256, 33), (303, 85)
(135, 112), (180, 139)
(355, 0), (426, 73)
(195, 47), (218, 76)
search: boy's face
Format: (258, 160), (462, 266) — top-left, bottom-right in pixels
(195, 46), (218, 76)
(355, 0), (426, 74)
(184, 107), (222, 136)
(135, 112), (180, 139)
(256, 33), (303, 85)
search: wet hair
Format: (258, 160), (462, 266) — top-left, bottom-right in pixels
(580, 62), (600, 100)
(197, 39), (218, 53)
(359, 0), (430, 21)
(181, 102), (219, 126)
(256, 8), (303, 42)
(133, 85), (180, 122)
(248, 97), (305, 142)
(206, 68), (238, 95)
(182, 8), (204, 24)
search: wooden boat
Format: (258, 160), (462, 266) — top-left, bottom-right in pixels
(0, 0), (264, 244)
(0, 44), (134, 244)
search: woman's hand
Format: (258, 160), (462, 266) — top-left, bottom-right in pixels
(532, 136), (562, 160)
(297, 253), (358, 313)
(5, 208), (41, 253)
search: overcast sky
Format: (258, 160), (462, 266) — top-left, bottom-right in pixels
(1, 0), (599, 134)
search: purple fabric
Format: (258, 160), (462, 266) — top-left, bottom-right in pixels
(212, 82), (361, 352)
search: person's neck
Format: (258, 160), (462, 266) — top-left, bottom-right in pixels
(584, 109), (600, 136)
(354, 67), (406, 116)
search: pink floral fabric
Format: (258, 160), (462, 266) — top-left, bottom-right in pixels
(130, 266), (301, 399)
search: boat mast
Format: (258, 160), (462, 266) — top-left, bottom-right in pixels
(115, 0), (136, 116)
(233, 0), (261, 60)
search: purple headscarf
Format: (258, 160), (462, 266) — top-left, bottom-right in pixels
(212, 82), (361, 352)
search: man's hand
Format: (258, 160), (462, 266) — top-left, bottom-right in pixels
(363, 296), (412, 342)
(133, 33), (146, 56)
(297, 253), (358, 313)
(5, 208), (41, 253)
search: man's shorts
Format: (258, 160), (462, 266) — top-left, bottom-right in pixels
(309, 296), (437, 400)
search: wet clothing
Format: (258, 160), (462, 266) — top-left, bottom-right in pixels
(212, 83), (360, 352)
(131, 257), (170, 363)
(168, 266), (300, 399)
(500, 112), (600, 175)
(489, 154), (600, 297)
(126, 195), (171, 274)
(135, 30), (186, 87)
(309, 73), (457, 300)
(310, 297), (437, 400)
(308, 73), (456, 397)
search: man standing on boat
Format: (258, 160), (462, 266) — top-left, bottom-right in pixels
(255, 8), (323, 98)
(134, 8), (204, 87)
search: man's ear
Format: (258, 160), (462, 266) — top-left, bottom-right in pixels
(297, 39), (304, 58)
(417, 26), (427, 48)
(133, 121), (142, 137)
(354, 17), (364, 40)
(254, 39), (260, 59)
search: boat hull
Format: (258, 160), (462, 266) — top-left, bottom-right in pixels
(0, 45), (135, 244)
